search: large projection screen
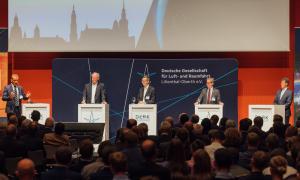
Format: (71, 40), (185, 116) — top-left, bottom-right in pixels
(9, 0), (289, 52)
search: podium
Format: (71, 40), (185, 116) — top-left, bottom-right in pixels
(194, 104), (223, 122)
(249, 105), (285, 131)
(129, 104), (157, 135)
(22, 103), (50, 125)
(78, 104), (109, 141)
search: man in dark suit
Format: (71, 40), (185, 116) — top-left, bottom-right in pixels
(82, 72), (107, 104)
(2, 74), (31, 118)
(137, 75), (156, 104)
(196, 77), (221, 104)
(273, 77), (293, 125)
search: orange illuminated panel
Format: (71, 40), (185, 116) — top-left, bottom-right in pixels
(0, 53), (8, 117)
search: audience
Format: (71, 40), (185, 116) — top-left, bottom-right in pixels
(2, 111), (300, 180)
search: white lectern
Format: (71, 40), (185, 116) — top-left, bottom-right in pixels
(194, 104), (223, 123)
(249, 105), (285, 131)
(78, 104), (109, 141)
(22, 103), (50, 125)
(129, 104), (157, 135)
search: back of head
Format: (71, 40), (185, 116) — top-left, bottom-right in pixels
(159, 121), (172, 136)
(126, 119), (137, 129)
(97, 140), (112, 157)
(167, 138), (185, 163)
(273, 114), (283, 124)
(124, 130), (138, 147)
(219, 117), (229, 130)
(54, 122), (65, 135)
(272, 121), (285, 138)
(55, 146), (72, 165)
(191, 114), (200, 124)
(109, 152), (127, 174)
(201, 118), (211, 134)
(28, 122), (38, 136)
(184, 121), (193, 132)
(210, 115), (219, 126)
(179, 113), (189, 125)
(270, 155), (287, 177)
(193, 149), (211, 175)
(138, 123), (148, 135)
(45, 117), (54, 128)
(16, 159), (35, 180)
(214, 148), (232, 170)
(285, 126), (297, 138)
(208, 129), (222, 141)
(6, 124), (17, 137)
(247, 132), (260, 147)
(225, 119), (236, 129)
(224, 128), (240, 148)
(254, 116), (264, 129)
(8, 115), (18, 126)
(252, 151), (269, 171)
(239, 118), (251, 131)
(141, 139), (156, 160)
(266, 133), (279, 151)
(79, 139), (94, 159)
(101, 144), (117, 165)
(31, 110), (41, 122)
(164, 116), (174, 127)
(175, 128), (189, 143)
(191, 139), (205, 153)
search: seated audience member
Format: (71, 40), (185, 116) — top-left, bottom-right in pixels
(18, 115), (27, 128)
(70, 139), (95, 172)
(7, 114), (18, 126)
(191, 114), (200, 124)
(122, 130), (144, 171)
(15, 159), (36, 180)
(115, 128), (130, 151)
(223, 128), (241, 149)
(43, 122), (69, 146)
(227, 147), (250, 178)
(109, 152), (129, 180)
(42, 117), (55, 136)
(90, 145), (117, 180)
(164, 116), (174, 127)
(205, 129), (224, 161)
(191, 149), (212, 180)
(253, 116), (267, 139)
(219, 117), (229, 131)
(210, 115), (220, 130)
(269, 156), (288, 180)
(126, 119), (137, 129)
(213, 148), (237, 180)
(239, 118), (252, 147)
(175, 128), (191, 159)
(225, 120), (236, 129)
(41, 146), (81, 180)
(81, 140), (112, 180)
(201, 118), (211, 135)
(174, 113), (189, 128)
(239, 132), (260, 170)
(129, 139), (171, 180)
(0, 124), (27, 158)
(265, 133), (280, 152)
(31, 110), (46, 132)
(239, 151), (271, 180)
(187, 140), (205, 169)
(162, 138), (190, 177)
(18, 119), (32, 138)
(20, 122), (44, 151)
(138, 123), (149, 137)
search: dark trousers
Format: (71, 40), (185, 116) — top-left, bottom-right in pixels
(285, 115), (290, 126)
(7, 106), (21, 119)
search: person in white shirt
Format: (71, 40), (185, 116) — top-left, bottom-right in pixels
(82, 72), (107, 104)
(137, 76), (156, 104)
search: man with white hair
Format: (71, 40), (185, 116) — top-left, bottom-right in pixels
(82, 72), (107, 104)
(195, 77), (221, 104)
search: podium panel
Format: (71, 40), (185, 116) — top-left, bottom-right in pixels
(249, 105), (285, 131)
(78, 104), (109, 141)
(129, 104), (157, 135)
(194, 104), (223, 123)
(22, 103), (50, 125)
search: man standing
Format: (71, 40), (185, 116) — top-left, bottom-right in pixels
(82, 72), (107, 104)
(273, 77), (293, 125)
(2, 74), (31, 118)
(137, 76), (155, 104)
(196, 77), (221, 104)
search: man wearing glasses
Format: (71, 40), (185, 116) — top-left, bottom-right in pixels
(195, 77), (221, 104)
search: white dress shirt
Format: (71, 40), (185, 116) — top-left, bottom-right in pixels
(91, 83), (97, 104)
(143, 85), (149, 102)
(280, 87), (287, 100)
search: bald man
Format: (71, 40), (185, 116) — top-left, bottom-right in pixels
(2, 74), (31, 118)
(82, 72), (107, 104)
(15, 159), (36, 180)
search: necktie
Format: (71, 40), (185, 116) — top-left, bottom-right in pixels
(14, 86), (19, 106)
(207, 88), (211, 104)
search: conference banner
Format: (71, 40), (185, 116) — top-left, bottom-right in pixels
(53, 58), (238, 138)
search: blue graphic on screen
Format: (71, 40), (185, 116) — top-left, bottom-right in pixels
(52, 59), (238, 139)
(294, 29), (300, 120)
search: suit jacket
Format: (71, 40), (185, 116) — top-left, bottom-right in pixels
(2, 84), (28, 113)
(41, 166), (82, 180)
(197, 88), (221, 104)
(82, 82), (107, 104)
(273, 89), (293, 117)
(137, 85), (156, 104)
(43, 133), (70, 146)
(0, 136), (27, 158)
